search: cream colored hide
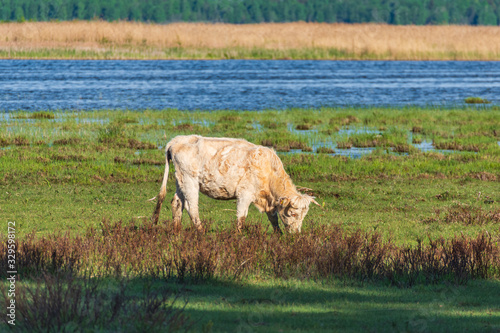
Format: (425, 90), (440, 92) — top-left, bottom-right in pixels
(151, 135), (319, 233)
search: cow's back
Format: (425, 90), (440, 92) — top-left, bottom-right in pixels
(168, 135), (261, 199)
(168, 135), (255, 166)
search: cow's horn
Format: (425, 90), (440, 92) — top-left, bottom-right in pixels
(311, 198), (321, 207)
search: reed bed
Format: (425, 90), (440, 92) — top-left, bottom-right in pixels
(1, 21), (500, 60)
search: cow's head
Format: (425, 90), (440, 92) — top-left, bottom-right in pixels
(277, 194), (319, 233)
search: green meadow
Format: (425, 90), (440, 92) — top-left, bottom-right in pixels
(1, 107), (499, 332)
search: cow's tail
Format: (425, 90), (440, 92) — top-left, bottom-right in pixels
(151, 145), (172, 224)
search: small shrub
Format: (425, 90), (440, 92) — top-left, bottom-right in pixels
(261, 139), (273, 147)
(260, 139), (309, 152)
(3, 271), (192, 332)
(412, 136), (423, 144)
(173, 123), (199, 132)
(14, 136), (29, 146)
(434, 142), (481, 152)
(288, 141), (309, 150)
(329, 115), (360, 126)
(316, 147), (335, 154)
(116, 115), (138, 124)
(124, 138), (157, 150)
(51, 153), (90, 162)
(295, 124), (312, 130)
(274, 145), (290, 152)
(435, 191), (452, 201)
(465, 97), (491, 104)
(114, 156), (127, 163)
(261, 120), (283, 129)
(336, 141), (352, 149)
(29, 112), (55, 119)
(393, 144), (418, 153)
(219, 115), (240, 122)
(36, 156), (51, 163)
(467, 172), (497, 181)
(443, 204), (500, 225)
(1, 220), (499, 290)
(53, 138), (81, 145)
(132, 158), (164, 165)
(349, 134), (391, 148)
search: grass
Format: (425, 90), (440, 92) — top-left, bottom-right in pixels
(3, 272), (192, 332)
(1, 107), (498, 239)
(4, 272), (499, 332)
(2, 21), (500, 60)
(1, 106), (499, 332)
(165, 279), (500, 332)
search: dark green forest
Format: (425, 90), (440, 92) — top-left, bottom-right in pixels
(1, 0), (499, 25)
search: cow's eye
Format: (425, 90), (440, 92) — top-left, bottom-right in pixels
(291, 213), (298, 217)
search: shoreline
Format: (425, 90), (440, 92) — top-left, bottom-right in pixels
(1, 50), (499, 61)
(2, 56), (500, 61)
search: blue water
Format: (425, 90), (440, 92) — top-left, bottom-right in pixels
(0, 60), (499, 111)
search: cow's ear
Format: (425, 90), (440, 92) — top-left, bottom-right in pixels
(278, 197), (290, 207)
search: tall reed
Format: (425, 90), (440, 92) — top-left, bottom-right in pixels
(1, 21), (500, 60)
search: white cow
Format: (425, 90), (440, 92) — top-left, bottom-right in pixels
(151, 135), (319, 233)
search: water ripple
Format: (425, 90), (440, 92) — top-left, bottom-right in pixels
(0, 60), (499, 111)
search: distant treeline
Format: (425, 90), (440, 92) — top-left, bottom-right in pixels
(1, 0), (499, 25)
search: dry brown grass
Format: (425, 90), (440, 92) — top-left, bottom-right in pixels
(2, 219), (499, 286)
(1, 21), (500, 60)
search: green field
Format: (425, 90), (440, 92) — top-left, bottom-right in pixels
(1, 107), (499, 332)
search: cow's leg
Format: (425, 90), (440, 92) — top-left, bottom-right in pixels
(182, 179), (204, 232)
(266, 211), (282, 234)
(236, 196), (253, 232)
(171, 189), (185, 232)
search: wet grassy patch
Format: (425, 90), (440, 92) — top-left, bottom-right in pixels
(1, 106), (499, 332)
(0, 107), (498, 186)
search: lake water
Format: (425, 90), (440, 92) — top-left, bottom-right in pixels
(0, 60), (499, 111)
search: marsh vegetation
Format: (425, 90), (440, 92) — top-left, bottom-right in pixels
(1, 107), (499, 331)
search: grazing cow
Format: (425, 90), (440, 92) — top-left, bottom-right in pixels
(151, 135), (319, 233)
